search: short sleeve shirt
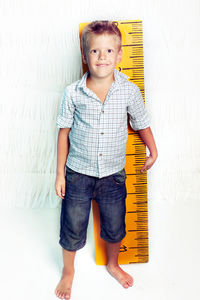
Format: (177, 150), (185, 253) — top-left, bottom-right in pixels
(56, 69), (150, 178)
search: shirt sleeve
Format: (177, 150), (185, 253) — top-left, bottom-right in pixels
(127, 85), (150, 131)
(56, 87), (75, 128)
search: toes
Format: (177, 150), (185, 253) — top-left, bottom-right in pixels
(58, 291), (62, 298)
(123, 282), (129, 288)
(55, 290), (70, 300)
(128, 277), (133, 286)
(123, 277), (133, 288)
(64, 293), (70, 300)
(64, 290), (71, 299)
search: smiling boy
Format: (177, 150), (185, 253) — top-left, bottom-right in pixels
(55, 21), (158, 299)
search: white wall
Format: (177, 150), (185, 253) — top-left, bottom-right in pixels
(0, 1), (200, 299)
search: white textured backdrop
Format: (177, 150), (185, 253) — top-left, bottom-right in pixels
(0, 0), (199, 208)
(0, 1), (200, 299)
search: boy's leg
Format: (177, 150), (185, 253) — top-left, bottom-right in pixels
(106, 241), (133, 288)
(94, 168), (133, 288)
(55, 167), (95, 299)
(55, 248), (76, 299)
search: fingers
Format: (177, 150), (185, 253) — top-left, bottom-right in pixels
(140, 166), (147, 173)
(55, 183), (65, 199)
(140, 157), (150, 173)
(61, 185), (65, 199)
(141, 161), (153, 172)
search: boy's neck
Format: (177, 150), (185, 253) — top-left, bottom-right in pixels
(86, 72), (115, 89)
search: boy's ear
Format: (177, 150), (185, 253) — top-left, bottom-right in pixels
(81, 51), (87, 65)
(117, 48), (123, 64)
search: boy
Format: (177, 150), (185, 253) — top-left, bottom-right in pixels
(55, 21), (158, 299)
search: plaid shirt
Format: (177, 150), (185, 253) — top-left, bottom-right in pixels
(56, 69), (150, 178)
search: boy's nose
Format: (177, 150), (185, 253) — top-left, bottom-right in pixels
(99, 51), (106, 60)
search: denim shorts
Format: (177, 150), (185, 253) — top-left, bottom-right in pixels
(59, 166), (127, 251)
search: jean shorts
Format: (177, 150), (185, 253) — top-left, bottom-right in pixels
(59, 166), (127, 251)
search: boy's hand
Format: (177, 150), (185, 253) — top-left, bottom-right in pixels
(55, 175), (66, 199)
(140, 154), (158, 173)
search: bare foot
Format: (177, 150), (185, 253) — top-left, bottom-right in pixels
(106, 264), (133, 288)
(55, 267), (75, 299)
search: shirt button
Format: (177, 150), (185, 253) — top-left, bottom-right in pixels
(99, 153), (102, 156)
(101, 110), (104, 113)
(100, 132), (104, 135)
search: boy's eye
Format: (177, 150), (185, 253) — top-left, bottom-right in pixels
(107, 49), (113, 53)
(91, 49), (97, 53)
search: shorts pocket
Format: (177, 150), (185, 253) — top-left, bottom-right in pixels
(111, 168), (127, 185)
(65, 166), (80, 183)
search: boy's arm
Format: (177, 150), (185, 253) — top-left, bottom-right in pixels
(137, 126), (158, 172)
(56, 128), (71, 176)
(127, 86), (157, 172)
(55, 128), (71, 199)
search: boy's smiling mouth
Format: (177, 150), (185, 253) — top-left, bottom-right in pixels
(96, 64), (109, 66)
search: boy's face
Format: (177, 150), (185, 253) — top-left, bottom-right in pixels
(82, 33), (122, 81)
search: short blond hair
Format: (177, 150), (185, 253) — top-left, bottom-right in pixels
(81, 20), (122, 57)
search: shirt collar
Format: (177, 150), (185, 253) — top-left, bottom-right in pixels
(77, 69), (129, 90)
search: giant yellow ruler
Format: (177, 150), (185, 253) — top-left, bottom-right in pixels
(79, 20), (149, 265)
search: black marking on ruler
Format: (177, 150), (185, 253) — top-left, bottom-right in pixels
(129, 56), (143, 58)
(133, 192), (147, 195)
(128, 229), (147, 232)
(128, 246), (148, 249)
(122, 67), (143, 70)
(128, 67), (144, 70)
(130, 145), (145, 148)
(130, 79), (144, 82)
(126, 173), (139, 175)
(119, 245), (128, 252)
(126, 210), (147, 213)
(127, 134), (143, 139)
(132, 201), (147, 204)
(126, 153), (144, 156)
(132, 182), (147, 185)
(128, 191), (147, 195)
(128, 141), (144, 145)
(128, 31), (139, 36)
(129, 32), (143, 34)
(137, 248), (149, 252)
(127, 193), (147, 195)
(120, 21), (142, 24)
(122, 44), (143, 47)
(132, 148), (146, 152)
(122, 68), (135, 70)
(127, 210), (147, 213)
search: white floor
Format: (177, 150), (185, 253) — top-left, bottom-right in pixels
(0, 201), (199, 300)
